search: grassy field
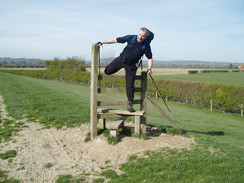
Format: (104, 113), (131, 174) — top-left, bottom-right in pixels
(153, 71), (244, 86)
(86, 67), (191, 76)
(0, 72), (244, 182)
(0, 72), (90, 128)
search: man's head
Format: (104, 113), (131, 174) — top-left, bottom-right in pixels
(137, 27), (149, 43)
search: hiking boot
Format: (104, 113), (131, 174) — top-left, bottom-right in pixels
(127, 100), (135, 112)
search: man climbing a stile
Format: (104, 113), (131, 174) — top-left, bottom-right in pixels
(97, 27), (154, 112)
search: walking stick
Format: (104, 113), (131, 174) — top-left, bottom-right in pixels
(148, 74), (171, 113)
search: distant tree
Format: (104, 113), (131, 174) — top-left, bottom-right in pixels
(227, 63), (238, 69)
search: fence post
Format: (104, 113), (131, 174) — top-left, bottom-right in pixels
(90, 44), (99, 140)
(241, 104), (243, 117)
(140, 71), (147, 132)
(210, 99), (213, 111)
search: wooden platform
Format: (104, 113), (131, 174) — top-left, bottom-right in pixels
(106, 117), (126, 137)
(97, 108), (144, 116)
(97, 108), (145, 136)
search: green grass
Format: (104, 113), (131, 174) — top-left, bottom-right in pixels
(0, 169), (20, 183)
(148, 101), (244, 147)
(0, 119), (24, 142)
(0, 72), (90, 128)
(99, 99), (244, 182)
(153, 72), (244, 86)
(109, 146), (243, 183)
(0, 150), (17, 160)
(0, 72), (244, 182)
(55, 174), (85, 183)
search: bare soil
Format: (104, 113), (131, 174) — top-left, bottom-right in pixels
(0, 95), (195, 182)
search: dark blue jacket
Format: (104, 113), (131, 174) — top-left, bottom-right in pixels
(116, 35), (153, 63)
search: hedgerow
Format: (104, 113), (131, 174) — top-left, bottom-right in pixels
(147, 79), (244, 113)
(1, 60), (243, 113)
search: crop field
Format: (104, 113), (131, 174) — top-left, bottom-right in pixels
(0, 72), (243, 182)
(153, 70), (244, 86)
(87, 67), (244, 86)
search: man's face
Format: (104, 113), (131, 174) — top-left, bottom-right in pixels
(137, 30), (147, 43)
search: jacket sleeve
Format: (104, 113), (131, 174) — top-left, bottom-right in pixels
(116, 35), (134, 44)
(144, 45), (153, 59)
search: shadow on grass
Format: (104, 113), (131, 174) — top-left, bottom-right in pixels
(147, 125), (225, 137)
(184, 129), (225, 136)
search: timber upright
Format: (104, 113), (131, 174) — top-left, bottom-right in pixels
(90, 43), (148, 140)
(90, 44), (99, 140)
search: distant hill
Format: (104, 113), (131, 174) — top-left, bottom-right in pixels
(151, 60), (241, 68)
(0, 57), (45, 67)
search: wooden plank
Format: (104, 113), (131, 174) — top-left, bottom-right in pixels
(140, 71), (147, 124)
(97, 99), (141, 106)
(106, 118), (125, 130)
(135, 115), (141, 135)
(98, 113), (121, 119)
(147, 96), (183, 133)
(90, 44), (99, 140)
(110, 130), (118, 137)
(111, 110), (144, 116)
(97, 108), (144, 116)
(97, 110), (144, 119)
(98, 118), (106, 129)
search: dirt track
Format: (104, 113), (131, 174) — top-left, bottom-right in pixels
(0, 95), (195, 182)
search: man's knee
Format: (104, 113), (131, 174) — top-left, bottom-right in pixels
(104, 67), (111, 75)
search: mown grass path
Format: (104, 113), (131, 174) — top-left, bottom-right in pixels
(0, 72), (244, 182)
(0, 72), (90, 128)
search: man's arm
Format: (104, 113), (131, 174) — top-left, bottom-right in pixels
(147, 58), (153, 75)
(101, 38), (117, 44)
(97, 38), (117, 45)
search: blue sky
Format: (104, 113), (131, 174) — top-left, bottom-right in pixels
(0, 0), (243, 62)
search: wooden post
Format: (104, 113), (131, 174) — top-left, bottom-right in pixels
(135, 115), (141, 135)
(241, 104), (243, 117)
(98, 118), (106, 129)
(90, 44), (99, 140)
(140, 71), (147, 133)
(210, 99), (213, 111)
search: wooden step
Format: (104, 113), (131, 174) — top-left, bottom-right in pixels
(112, 110), (144, 116)
(97, 99), (141, 106)
(106, 118), (125, 130)
(97, 108), (145, 116)
(107, 117), (126, 137)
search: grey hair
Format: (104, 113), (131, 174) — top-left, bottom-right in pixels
(140, 27), (149, 36)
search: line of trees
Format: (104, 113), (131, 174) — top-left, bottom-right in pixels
(1, 57), (243, 69)
(0, 57), (45, 68)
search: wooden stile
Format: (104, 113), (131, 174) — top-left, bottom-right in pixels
(90, 43), (148, 139)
